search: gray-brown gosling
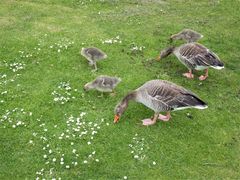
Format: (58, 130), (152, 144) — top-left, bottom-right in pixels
(84, 75), (121, 94)
(157, 43), (224, 80)
(170, 29), (203, 43)
(81, 47), (107, 71)
(114, 80), (207, 126)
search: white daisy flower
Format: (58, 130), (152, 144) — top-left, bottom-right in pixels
(134, 155), (139, 159)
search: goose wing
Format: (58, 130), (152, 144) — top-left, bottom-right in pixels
(145, 80), (206, 110)
(179, 43), (223, 68)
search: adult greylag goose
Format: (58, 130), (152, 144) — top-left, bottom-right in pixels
(170, 29), (203, 43)
(114, 80), (207, 126)
(81, 47), (107, 71)
(84, 75), (121, 94)
(157, 43), (224, 80)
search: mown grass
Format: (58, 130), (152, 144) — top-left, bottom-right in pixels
(0, 0), (240, 179)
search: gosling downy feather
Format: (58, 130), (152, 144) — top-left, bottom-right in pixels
(114, 80), (207, 126)
(81, 47), (107, 71)
(84, 75), (121, 92)
(170, 29), (203, 43)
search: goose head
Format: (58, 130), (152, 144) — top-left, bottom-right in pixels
(114, 101), (128, 123)
(156, 46), (175, 60)
(114, 92), (136, 123)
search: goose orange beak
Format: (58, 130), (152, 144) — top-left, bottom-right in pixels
(114, 115), (120, 123)
(156, 56), (161, 61)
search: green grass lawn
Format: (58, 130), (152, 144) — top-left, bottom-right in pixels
(1, 0), (240, 179)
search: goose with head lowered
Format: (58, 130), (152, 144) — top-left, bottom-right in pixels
(114, 79), (208, 126)
(157, 43), (224, 80)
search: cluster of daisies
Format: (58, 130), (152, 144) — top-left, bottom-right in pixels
(19, 50), (33, 58)
(51, 82), (77, 104)
(101, 35), (122, 44)
(8, 61), (26, 72)
(49, 38), (74, 53)
(129, 133), (148, 160)
(31, 112), (110, 179)
(129, 133), (156, 166)
(130, 43), (145, 53)
(0, 108), (32, 129)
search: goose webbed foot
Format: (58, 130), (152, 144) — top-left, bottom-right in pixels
(199, 75), (208, 81)
(183, 71), (194, 79)
(199, 69), (208, 81)
(142, 113), (158, 126)
(158, 112), (171, 121)
(142, 118), (156, 126)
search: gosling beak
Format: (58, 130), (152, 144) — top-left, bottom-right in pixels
(114, 115), (120, 123)
(83, 83), (89, 91)
(156, 55), (161, 61)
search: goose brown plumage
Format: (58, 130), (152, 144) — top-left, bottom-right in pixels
(114, 80), (207, 126)
(157, 43), (224, 80)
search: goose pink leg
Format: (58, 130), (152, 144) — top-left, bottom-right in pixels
(199, 69), (208, 81)
(142, 118), (156, 126)
(158, 111), (171, 121)
(183, 70), (194, 79)
(142, 113), (158, 126)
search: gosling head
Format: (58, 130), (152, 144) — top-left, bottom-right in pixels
(170, 32), (182, 42)
(83, 82), (94, 91)
(170, 31), (187, 42)
(170, 29), (203, 43)
(80, 47), (85, 55)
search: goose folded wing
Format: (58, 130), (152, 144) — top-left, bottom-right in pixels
(146, 85), (201, 110)
(146, 85), (184, 109)
(191, 50), (222, 67)
(152, 93), (195, 110)
(179, 44), (205, 66)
